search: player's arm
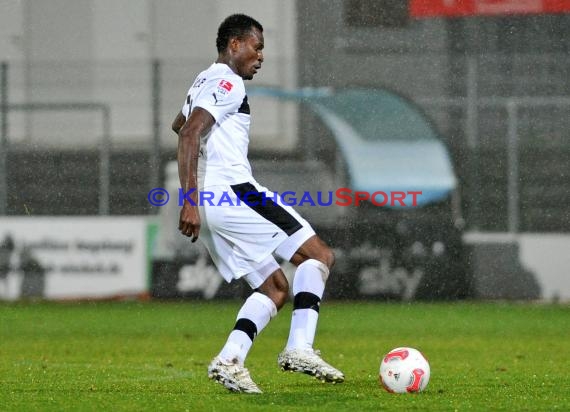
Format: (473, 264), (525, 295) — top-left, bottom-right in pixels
(177, 107), (215, 242)
(172, 111), (186, 134)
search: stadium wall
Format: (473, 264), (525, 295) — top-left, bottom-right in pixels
(1, 1), (569, 302)
(0, 217), (148, 300)
(0, 0), (298, 150)
(1, 218), (570, 302)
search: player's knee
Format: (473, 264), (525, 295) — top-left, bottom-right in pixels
(320, 245), (335, 270)
(310, 237), (335, 270)
(264, 284), (288, 310)
(276, 277), (290, 309)
(258, 271), (289, 310)
(299, 245), (334, 272)
(273, 286), (289, 310)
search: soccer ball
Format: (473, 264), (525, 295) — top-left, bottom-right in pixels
(379, 347), (430, 393)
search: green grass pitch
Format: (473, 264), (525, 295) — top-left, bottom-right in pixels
(1, 300), (569, 411)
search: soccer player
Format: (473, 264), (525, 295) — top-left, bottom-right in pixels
(172, 14), (344, 393)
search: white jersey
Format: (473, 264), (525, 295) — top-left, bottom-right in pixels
(179, 65), (316, 286)
(181, 63), (253, 189)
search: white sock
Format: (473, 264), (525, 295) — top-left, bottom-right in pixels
(286, 259), (328, 350)
(218, 292), (277, 365)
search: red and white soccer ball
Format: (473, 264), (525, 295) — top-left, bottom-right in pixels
(379, 347), (430, 393)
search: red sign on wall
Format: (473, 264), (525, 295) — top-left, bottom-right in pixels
(410, 0), (570, 17)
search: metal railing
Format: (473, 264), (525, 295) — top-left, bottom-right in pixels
(0, 101), (111, 215)
(0, 61), (112, 215)
(1, 55), (569, 232)
(0, 62), (7, 216)
(418, 95), (570, 233)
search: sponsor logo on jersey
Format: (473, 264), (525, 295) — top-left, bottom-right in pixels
(216, 80), (233, 96)
(214, 79), (234, 103)
(218, 80), (233, 92)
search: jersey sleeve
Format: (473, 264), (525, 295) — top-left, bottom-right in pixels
(181, 87), (192, 118)
(192, 77), (245, 123)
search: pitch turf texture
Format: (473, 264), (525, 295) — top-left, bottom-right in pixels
(1, 301), (569, 411)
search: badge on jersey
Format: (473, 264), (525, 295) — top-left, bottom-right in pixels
(218, 80), (233, 92)
(212, 79), (233, 104)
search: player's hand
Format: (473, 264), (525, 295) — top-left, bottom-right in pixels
(179, 202), (201, 242)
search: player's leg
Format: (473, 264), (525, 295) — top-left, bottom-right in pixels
(277, 235), (345, 383)
(285, 235), (333, 350)
(208, 256), (288, 393)
(216, 263), (288, 365)
(202, 184), (294, 393)
(205, 183), (342, 384)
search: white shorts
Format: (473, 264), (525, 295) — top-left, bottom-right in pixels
(198, 181), (316, 288)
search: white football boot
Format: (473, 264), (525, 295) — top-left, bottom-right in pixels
(278, 348), (345, 383)
(207, 357), (262, 394)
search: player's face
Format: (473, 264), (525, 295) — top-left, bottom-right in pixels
(234, 27), (264, 80)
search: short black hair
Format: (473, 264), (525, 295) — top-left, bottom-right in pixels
(216, 14), (263, 54)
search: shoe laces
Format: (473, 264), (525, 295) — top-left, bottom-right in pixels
(234, 365), (251, 378)
(303, 348), (324, 361)
(236, 367), (260, 390)
(233, 365), (255, 383)
(307, 349), (339, 371)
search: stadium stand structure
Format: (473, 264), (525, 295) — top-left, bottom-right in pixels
(4, 87), (568, 232)
(4, 89), (568, 300)
(150, 88), (473, 300)
(6, 150), (168, 216)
